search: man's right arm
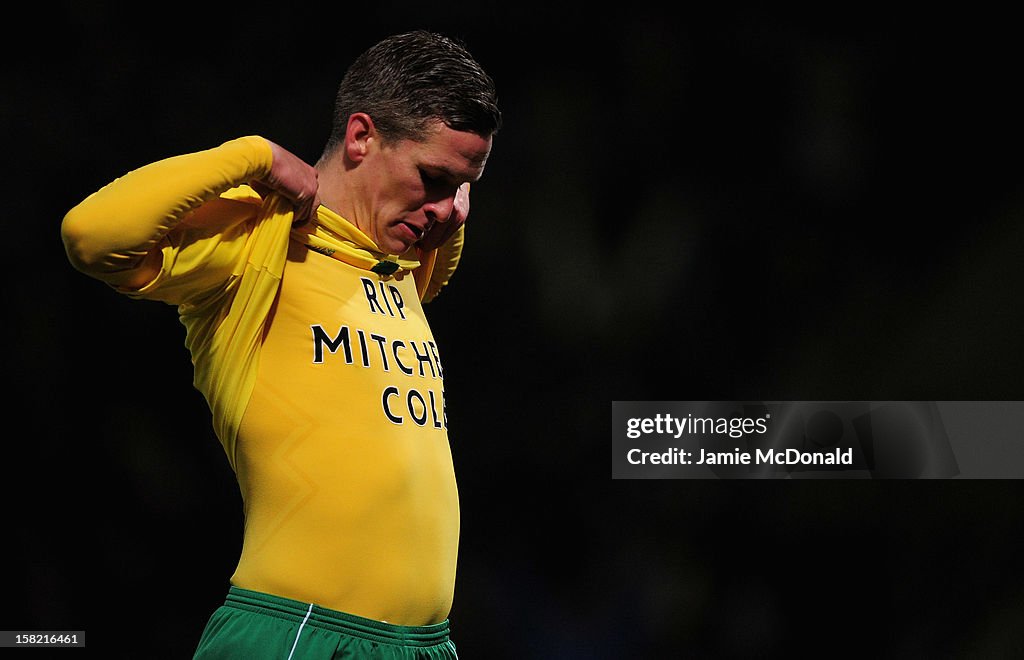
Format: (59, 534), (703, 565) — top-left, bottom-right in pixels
(61, 136), (317, 291)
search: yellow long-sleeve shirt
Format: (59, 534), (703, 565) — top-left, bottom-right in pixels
(62, 137), (463, 625)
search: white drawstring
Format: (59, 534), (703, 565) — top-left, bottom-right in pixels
(286, 602), (314, 660)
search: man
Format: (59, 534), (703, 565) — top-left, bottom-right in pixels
(61, 30), (500, 659)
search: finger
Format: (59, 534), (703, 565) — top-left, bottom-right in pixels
(292, 205), (311, 227)
(450, 182), (471, 226)
(294, 194), (319, 227)
(419, 221), (457, 252)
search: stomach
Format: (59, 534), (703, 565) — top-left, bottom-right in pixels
(230, 373), (460, 625)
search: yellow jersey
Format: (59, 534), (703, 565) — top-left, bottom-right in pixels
(64, 136), (463, 625)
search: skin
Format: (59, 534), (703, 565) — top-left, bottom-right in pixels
(119, 117), (491, 288)
(315, 113), (493, 254)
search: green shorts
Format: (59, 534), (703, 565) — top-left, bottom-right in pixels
(193, 587), (458, 659)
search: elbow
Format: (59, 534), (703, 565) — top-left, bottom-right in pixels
(60, 206), (101, 273)
(60, 205), (158, 288)
(61, 204), (135, 276)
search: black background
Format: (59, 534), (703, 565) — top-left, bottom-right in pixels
(5, 4), (1024, 658)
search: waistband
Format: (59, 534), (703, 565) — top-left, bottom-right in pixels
(223, 587), (451, 647)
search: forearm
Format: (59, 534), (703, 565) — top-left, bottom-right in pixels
(61, 136), (273, 281)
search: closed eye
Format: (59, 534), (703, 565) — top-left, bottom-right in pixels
(419, 168), (446, 187)
(419, 168), (459, 197)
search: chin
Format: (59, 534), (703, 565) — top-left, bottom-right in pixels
(382, 238), (415, 255)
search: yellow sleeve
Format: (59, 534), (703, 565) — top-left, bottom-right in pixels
(61, 136), (274, 291)
(415, 224), (465, 303)
(61, 136), (289, 468)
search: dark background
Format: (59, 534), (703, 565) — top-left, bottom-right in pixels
(5, 4), (1024, 658)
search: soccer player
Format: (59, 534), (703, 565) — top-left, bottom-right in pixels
(61, 30), (501, 659)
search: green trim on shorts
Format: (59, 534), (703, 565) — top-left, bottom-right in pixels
(193, 587), (458, 659)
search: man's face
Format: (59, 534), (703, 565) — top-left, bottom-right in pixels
(358, 120), (492, 254)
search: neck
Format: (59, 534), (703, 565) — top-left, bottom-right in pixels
(315, 153), (371, 238)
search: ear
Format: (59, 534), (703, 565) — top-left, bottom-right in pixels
(344, 112), (376, 164)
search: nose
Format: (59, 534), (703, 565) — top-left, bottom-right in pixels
(423, 193), (456, 224)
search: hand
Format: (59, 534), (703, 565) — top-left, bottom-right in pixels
(251, 139), (320, 226)
(419, 183), (470, 252)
